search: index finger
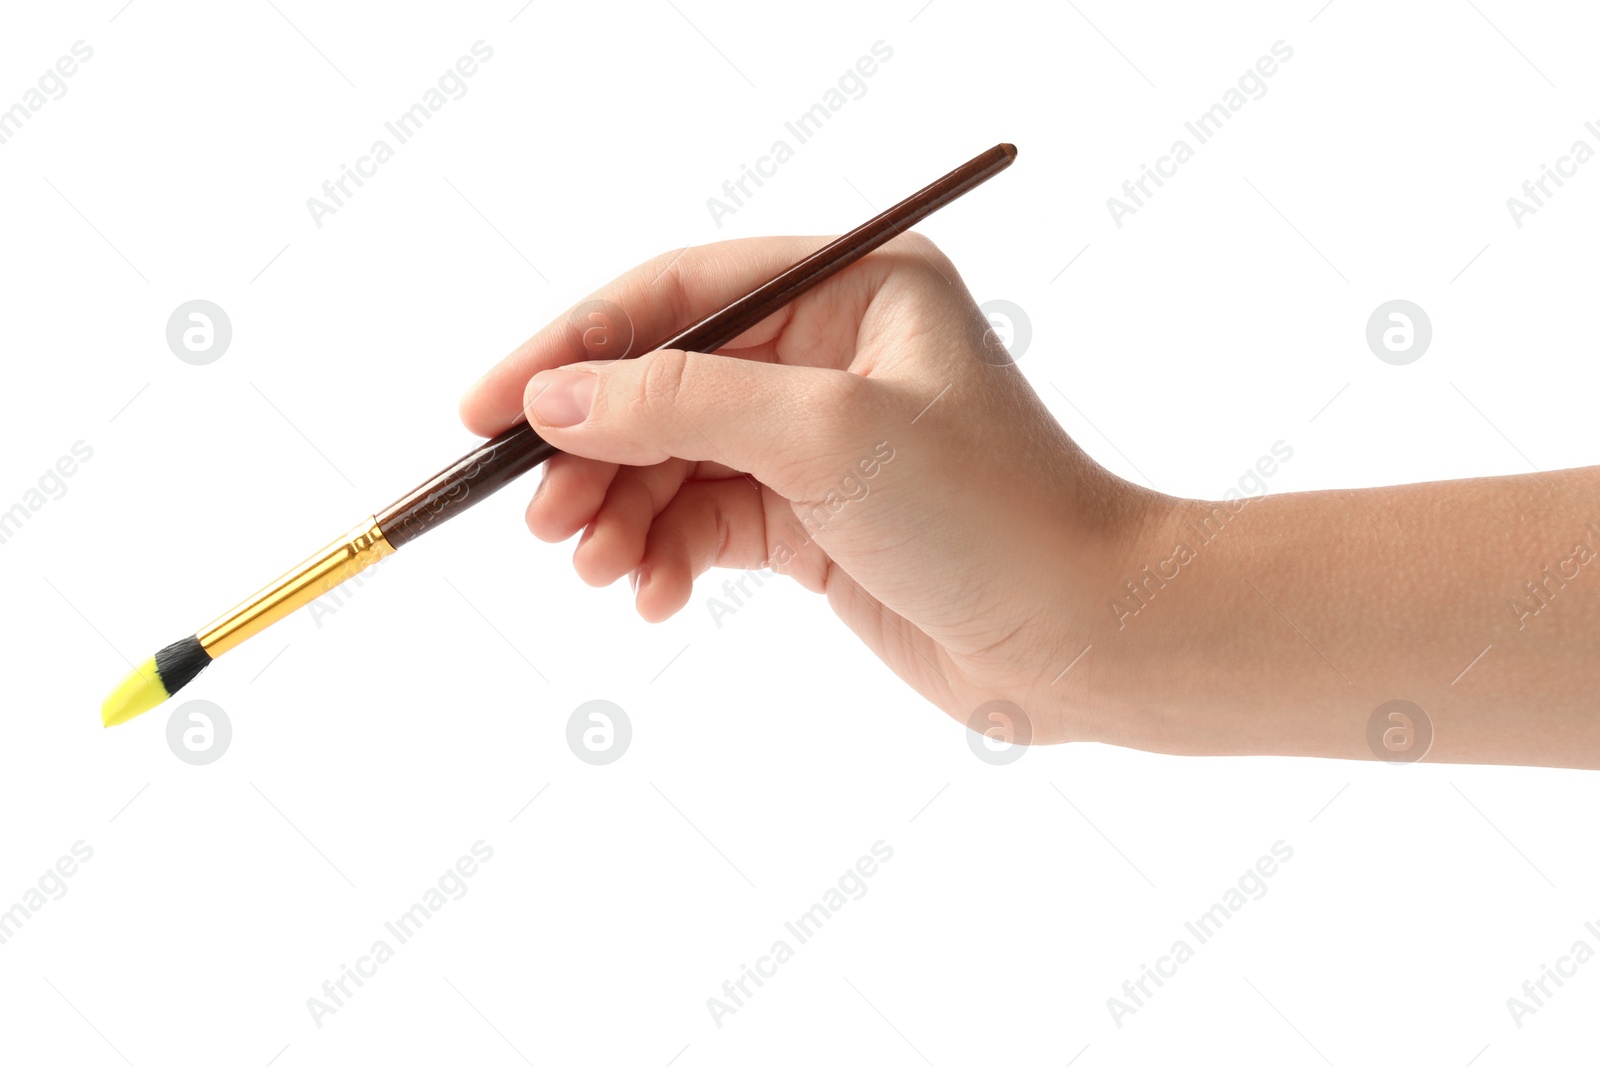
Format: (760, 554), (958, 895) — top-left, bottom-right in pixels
(459, 234), (830, 437)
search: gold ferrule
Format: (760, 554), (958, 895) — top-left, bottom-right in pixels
(196, 517), (395, 657)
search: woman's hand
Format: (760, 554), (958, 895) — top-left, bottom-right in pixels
(459, 233), (1158, 747)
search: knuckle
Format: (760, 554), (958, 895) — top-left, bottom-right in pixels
(805, 369), (872, 440)
(890, 231), (957, 284)
(642, 249), (696, 327)
(636, 347), (692, 415)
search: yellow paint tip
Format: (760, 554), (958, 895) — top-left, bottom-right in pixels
(101, 656), (170, 728)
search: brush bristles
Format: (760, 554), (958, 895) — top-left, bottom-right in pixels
(154, 635), (213, 698)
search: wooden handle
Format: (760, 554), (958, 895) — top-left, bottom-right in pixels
(376, 143), (1017, 550)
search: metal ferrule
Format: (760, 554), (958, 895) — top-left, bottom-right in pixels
(196, 517), (395, 657)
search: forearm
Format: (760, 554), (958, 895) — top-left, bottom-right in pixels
(1089, 466), (1600, 767)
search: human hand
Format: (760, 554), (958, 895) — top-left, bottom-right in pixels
(459, 234), (1158, 747)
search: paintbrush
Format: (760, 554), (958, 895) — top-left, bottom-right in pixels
(100, 142), (1017, 727)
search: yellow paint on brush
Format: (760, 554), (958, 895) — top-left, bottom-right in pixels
(101, 657), (170, 728)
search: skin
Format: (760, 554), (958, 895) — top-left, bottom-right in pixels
(460, 233), (1600, 769)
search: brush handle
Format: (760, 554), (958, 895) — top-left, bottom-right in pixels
(375, 422), (556, 547)
(375, 142), (1017, 550)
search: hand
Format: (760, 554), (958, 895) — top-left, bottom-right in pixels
(459, 234), (1157, 746)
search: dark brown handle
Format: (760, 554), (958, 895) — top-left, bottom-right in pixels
(376, 422), (556, 547)
(376, 143), (1017, 550)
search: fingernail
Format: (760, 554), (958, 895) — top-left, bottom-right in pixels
(527, 370), (596, 427)
(630, 565), (649, 594)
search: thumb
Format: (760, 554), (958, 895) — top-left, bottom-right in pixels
(523, 349), (892, 500)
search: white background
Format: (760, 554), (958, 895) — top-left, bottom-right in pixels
(1, 0), (1597, 1064)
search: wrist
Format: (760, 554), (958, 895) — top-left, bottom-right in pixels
(1071, 487), (1309, 757)
(1036, 467), (1189, 749)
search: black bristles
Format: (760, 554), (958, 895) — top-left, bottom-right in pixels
(153, 635), (213, 698)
